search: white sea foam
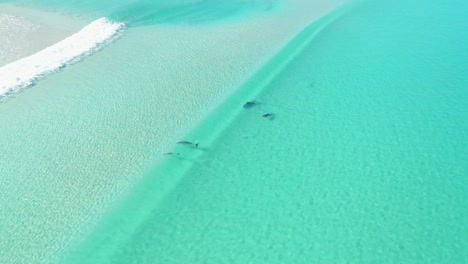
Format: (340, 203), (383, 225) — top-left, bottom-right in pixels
(0, 17), (124, 96)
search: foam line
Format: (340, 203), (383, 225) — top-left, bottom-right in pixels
(0, 17), (124, 96)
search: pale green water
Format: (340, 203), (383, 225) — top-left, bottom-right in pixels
(0, 0), (345, 263)
(66, 0), (468, 263)
(1, 0), (467, 263)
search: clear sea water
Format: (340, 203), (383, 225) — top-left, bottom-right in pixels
(1, 0), (467, 263)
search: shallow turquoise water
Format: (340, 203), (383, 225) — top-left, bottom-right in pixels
(1, 0), (467, 263)
(66, 0), (468, 263)
(1, 0), (344, 263)
(5, 0), (280, 25)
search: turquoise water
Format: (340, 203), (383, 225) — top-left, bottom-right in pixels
(66, 0), (467, 263)
(0, 0), (344, 263)
(5, 0), (280, 25)
(1, 0), (467, 263)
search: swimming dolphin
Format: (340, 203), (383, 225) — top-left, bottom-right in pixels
(177, 141), (199, 148)
(243, 100), (257, 109)
(262, 113), (273, 118)
(164, 152), (180, 156)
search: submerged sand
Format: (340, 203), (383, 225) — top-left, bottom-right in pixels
(0, 0), (346, 263)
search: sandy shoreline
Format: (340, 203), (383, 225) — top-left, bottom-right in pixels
(0, 4), (85, 66)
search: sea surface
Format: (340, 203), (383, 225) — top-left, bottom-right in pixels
(0, 0), (467, 263)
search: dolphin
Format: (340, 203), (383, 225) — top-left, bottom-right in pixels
(262, 113), (274, 118)
(177, 141), (199, 148)
(164, 152), (180, 156)
(243, 100), (257, 109)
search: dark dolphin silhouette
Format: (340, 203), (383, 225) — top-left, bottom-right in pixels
(262, 113), (273, 118)
(177, 141), (199, 148)
(243, 100), (257, 108)
(164, 152), (180, 156)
